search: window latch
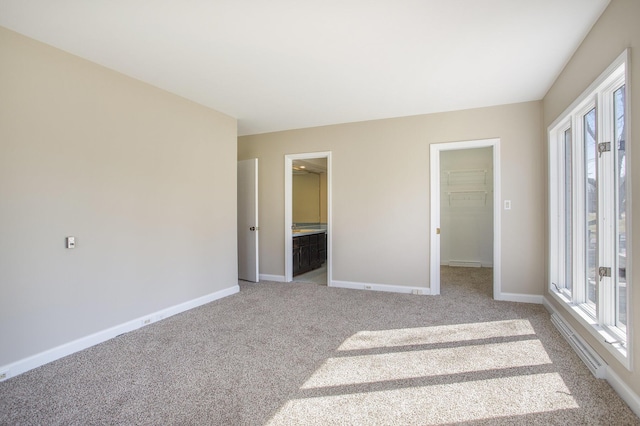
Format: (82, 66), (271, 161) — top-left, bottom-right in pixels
(598, 266), (611, 281)
(598, 142), (611, 158)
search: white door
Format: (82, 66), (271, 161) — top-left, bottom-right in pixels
(238, 159), (259, 282)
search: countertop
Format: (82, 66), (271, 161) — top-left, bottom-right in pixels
(292, 229), (327, 237)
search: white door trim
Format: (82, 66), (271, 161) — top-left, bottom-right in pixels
(430, 138), (501, 297)
(284, 152), (332, 283)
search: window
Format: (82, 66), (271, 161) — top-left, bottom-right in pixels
(549, 50), (630, 366)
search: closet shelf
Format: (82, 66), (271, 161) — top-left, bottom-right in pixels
(447, 190), (488, 206)
(445, 169), (487, 185)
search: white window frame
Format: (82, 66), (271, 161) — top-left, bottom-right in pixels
(548, 49), (632, 368)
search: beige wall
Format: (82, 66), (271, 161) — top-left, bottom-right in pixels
(0, 27), (238, 366)
(542, 0), (640, 397)
(293, 173), (322, 223)
(239, 101), (544, 293)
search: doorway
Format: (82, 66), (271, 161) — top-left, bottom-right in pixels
(430, 139), (501, 297)
(284, 152), (332, 284)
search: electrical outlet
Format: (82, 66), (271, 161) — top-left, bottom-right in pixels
(364, 285), (372, 290)
(412, 289), (423, 295)
(141, 318), (152, 326)
(0, 371), (8, 381)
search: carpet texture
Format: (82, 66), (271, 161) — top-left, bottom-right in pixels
(1, 267), (638, 425)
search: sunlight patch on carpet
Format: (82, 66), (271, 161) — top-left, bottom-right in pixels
(268, 319), (579, 424)
(302, 339), (551, 389)
(268, 373), (579, 425)
(337, 319), (536, 351)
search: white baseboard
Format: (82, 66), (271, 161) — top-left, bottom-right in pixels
(331, 280), (430, 295)
(449, 261), (482, 268)
(494, 292), (543, 304)
(442, 261), (494, 268)
(0, 284), (239, 382)
(606, 366), (640, 418)
(542, 297), (554, 314)
(259, 274), (285, 282)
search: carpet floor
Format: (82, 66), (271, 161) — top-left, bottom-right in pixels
(1, 267), (638, 425)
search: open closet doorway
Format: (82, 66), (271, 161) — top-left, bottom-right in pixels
(430, 139), (501, 298)
(284, 152), (332, 285)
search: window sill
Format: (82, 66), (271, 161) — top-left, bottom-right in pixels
(549, 288), (629, 369)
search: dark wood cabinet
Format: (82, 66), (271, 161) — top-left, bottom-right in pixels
(292, 237), (302, 276)
(293, 232), (326, 276)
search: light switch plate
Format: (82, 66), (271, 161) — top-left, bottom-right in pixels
(66, 236), (75, 249)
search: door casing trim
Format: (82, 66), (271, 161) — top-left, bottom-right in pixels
(430, 138), (501, 297)
(284, 151), (332, 283)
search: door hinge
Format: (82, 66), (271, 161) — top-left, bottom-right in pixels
(598, 266), (611, 281)
(598, 142), (611, 158)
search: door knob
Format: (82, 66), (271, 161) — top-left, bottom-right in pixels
(250, 226), (256, 231)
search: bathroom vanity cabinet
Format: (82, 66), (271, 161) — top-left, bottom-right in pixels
(292, 231), (326, 276)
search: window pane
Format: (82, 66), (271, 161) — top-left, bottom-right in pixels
(548, 58), (628, 355)
(564, 128), (572, 294)
(614, 86), (627, 330)
(584, 108), (597, 309)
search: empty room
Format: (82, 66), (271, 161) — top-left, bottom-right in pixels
(1, 1), (639, 424)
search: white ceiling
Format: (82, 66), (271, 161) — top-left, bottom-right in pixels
(0, 0), (609, 136)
